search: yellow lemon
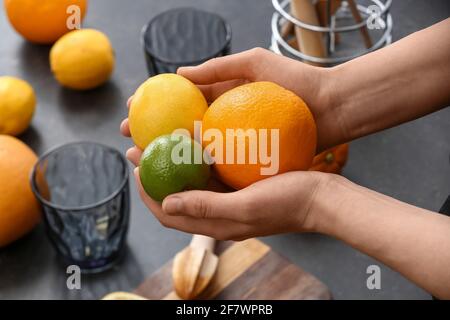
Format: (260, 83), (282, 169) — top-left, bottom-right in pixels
(0, 76), (36, 136)
(129, 74), (208, 150)
(50, 29), (114, 90)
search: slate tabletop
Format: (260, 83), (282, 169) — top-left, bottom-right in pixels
(0, 0), (449, 299)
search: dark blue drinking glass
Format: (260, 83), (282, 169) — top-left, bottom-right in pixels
(30, 142), (130, 273)
(141, 7), (232, 75)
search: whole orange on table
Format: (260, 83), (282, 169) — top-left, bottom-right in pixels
(309, 143), (349, 174)
(0, 135), (41, 247)
(4, 0), (88, 44)
(202, 81), (317, 190)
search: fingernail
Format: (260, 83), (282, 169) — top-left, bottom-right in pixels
(126, 151), (133, 164)
(177, 66), (191, 74)
(163, 196), (183, 215)
(133, 167), (139, 177)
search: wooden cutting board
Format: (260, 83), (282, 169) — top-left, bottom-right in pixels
(134, 238), (331, 300)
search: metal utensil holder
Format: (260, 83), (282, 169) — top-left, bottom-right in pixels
(271, 0), (393, 66)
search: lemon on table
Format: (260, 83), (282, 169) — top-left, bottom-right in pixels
(50, 29), (115, 90)
(129, 74), (208, 150)
(139, 134), (210, 201)
(0, 76), (36, 136)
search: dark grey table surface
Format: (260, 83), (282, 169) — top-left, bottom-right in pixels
(0, 0), (449, 300)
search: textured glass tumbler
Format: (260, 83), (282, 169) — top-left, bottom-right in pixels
(30, 142), (130, 273)
(141, 7), (232, 75)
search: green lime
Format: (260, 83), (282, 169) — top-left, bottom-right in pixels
(139, 134), (210, 201)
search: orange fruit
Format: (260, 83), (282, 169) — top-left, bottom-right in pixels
(0, 135), (41, 247)
(309, 143), (349, 174)
(4, 0), (88, 44)
(202, 82), (317, 190)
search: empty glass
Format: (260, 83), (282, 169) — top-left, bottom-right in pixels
(141, 7), (232, 75)
(30, 142), (130, 273)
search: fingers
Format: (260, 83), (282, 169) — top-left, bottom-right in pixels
(133, 168), (250, 240)
(127, 95), (133, 108)
(197, 79), (248, 103)
(120, 95), (133, 137)
(161, 189), (251, 222)
(126, 146), (142, 166)
(177, 48), (265, 85)
(120, 119), (130, 137)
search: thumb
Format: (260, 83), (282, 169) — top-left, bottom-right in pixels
(162, 190), (248, 222)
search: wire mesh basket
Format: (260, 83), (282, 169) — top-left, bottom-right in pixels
(271, 0), (393, 66)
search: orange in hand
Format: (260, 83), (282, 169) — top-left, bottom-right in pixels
(202, 81), (317, 190)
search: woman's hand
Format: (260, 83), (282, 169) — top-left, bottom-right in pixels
(119, 21), (450, 298)
(121, 48), (344, 153)
(133, 168), (325, 241)
(120, 95), (326, 240)
(178, 48), (344, 152)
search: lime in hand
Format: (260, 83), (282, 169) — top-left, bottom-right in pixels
(139, 134), (210, 201)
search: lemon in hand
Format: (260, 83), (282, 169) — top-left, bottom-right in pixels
(0, 76), (36, 136)
(50, 29), (115, 90)
(129, 74), (208, 150)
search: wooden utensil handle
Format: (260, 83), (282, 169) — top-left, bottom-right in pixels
(190, 234), (216, 252)
(290, 0), (326, 65)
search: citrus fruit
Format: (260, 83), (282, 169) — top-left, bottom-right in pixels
(129, 74), (208, 150)
(202, 81), (317, 190)
(4, 0), (88, 44)
(0, 76), (36, 136)
(50, 29), (114, 90)
(0, 135), (41, 247)
(139, 134), (210, 201)
(309, 143), (349, 174)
